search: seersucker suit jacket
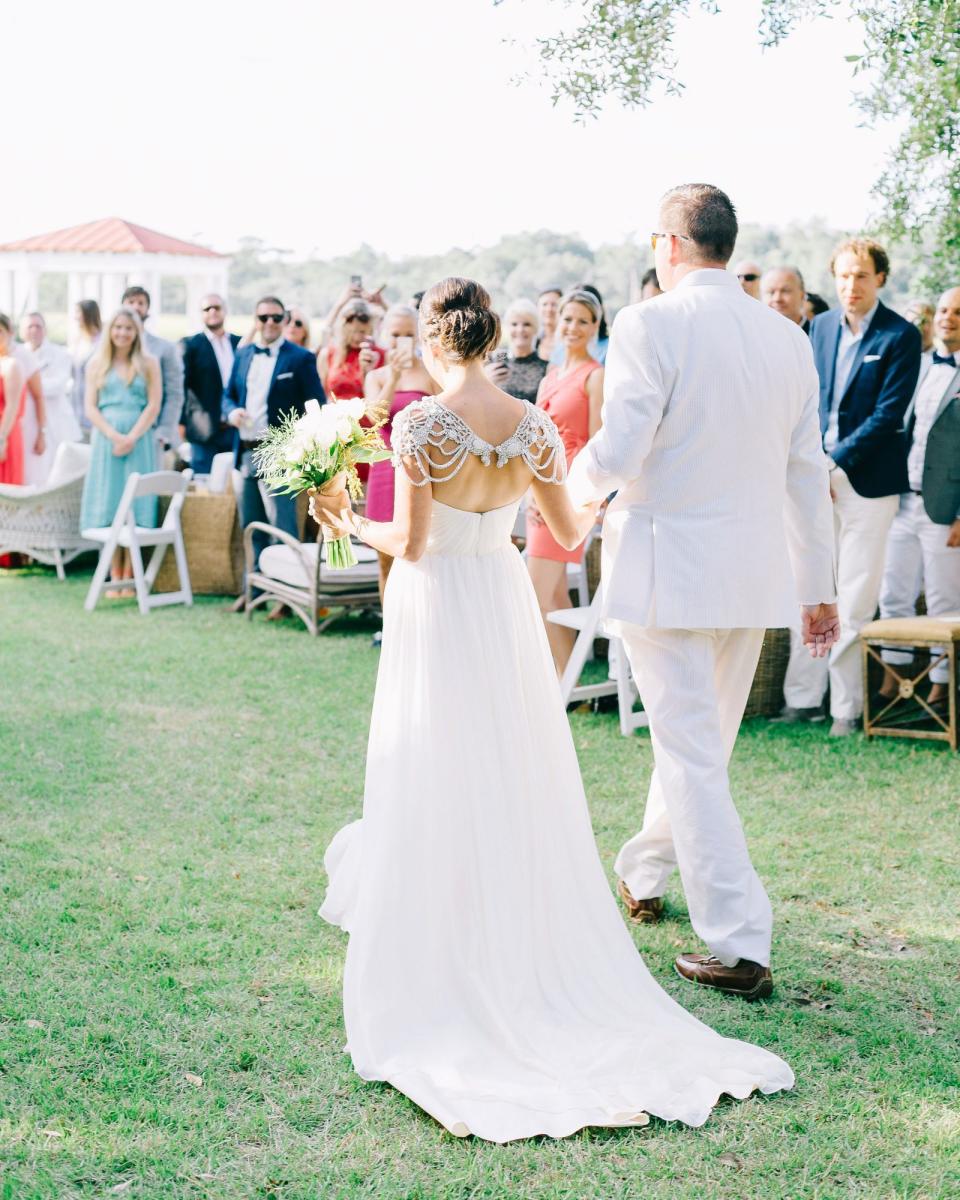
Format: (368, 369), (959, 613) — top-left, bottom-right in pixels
(567, 268), (836, 631)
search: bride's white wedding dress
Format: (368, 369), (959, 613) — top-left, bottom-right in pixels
(320, 398), (793, 1143)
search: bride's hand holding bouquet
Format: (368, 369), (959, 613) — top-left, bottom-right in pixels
(253, 397), (389, 569)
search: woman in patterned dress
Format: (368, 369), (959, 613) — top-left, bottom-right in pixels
(526, 290), (605, 673)
(485, 299), (549, 405)
(79, 308), (161, 595)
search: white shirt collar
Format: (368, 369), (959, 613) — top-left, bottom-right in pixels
(841, 300), (879, 339)
(674, 268), (740, 291)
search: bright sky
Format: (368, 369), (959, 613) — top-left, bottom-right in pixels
(8, 0), (890, 258)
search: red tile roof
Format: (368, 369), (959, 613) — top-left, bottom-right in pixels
(0, 217), (224, 257)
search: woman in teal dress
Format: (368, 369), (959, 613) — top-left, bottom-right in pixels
(80, 307), (161, 593)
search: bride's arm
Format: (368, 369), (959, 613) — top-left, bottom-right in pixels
(310, 459), (433, 562)
(530, 475), (599, 552)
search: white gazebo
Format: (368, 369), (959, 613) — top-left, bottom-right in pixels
(0, 217), (230, 329)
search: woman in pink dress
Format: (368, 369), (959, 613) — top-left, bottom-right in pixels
(0, 314), (25, 486)
(364, 305), (438, 600)
(526, 290), (605, 673)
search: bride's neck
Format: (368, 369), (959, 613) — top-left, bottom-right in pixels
(439, 359), (486, 391)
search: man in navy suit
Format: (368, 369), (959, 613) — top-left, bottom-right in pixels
(222, 295), (326, 606)
(781, 238), (922, 735)
(179, 294), (240, 475)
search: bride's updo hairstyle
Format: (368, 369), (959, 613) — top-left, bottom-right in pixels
(419, 277), (501, 362)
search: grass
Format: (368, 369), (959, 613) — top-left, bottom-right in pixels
(1, 566), (958, 1200)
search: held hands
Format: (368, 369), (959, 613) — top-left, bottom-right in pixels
(112, 432), (136, 457)
(227, 408), (251, 430)
(800, 603), (841, 658)
(33, 430), (46, 457)
(308, 486), (354, 541)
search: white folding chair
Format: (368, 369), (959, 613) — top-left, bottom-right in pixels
(83, 470), (194, 615)
(565, 522), (599, 608)
(548, 587), (648, 736)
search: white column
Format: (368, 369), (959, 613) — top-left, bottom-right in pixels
(0, 270), (14, 314)
(101, 272), (127, 314)
(141, 269), (162, 317)
(184, 272), (208, 332)
(66, 272), (83, 347)
(81, 273), (101, 304)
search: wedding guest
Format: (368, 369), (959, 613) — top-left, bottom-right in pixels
(19, 312), (80, 482)
(879, 286), (960, 706)
(72, 299), (101, 432)
(319, 298), (384, 399)
(285, 306), (312, 350)
(322, 280), (388, 348)
(904, 300), (935, 353)
(761, 266), (809, 331)
(547, 283), (610, 366)
(79, 308), (161, 594)
(780, 237), (922, 736)
(0, 314), (25, 486)
(527, 289), (604, 673)
(121, 286), (184, 451)
(222, 295), (325, 613)
(640, 267), (662, 300)
(805, 292), (830, 322)
(485, 299), (549, 403)
(179, 294), (239, 475)
(536, 287), (562, 360)
(11, 337), (47, 485)
(733, 259), (763, 299)
(364, 304), (438, 600)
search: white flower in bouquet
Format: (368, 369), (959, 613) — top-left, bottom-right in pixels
(252, 398), (391, 569)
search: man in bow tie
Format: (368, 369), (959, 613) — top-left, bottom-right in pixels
(878, 287), (960, 704)
(222, 295), (325, 610)
(779, 238), (922, 735)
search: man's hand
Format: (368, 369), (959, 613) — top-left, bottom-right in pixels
(226, 408), (249, 430)
(800, 603), (841, 658)
(947, 519), (960, 549)
(33, 430), (46, 456)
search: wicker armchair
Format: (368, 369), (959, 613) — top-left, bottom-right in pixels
(0, 442), (96, 578)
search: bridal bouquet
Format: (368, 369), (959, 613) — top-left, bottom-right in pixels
(253, 398), (390, 569)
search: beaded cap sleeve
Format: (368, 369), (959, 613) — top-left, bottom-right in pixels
(391, 398), (567, 487)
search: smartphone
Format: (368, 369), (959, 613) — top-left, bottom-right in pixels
(396, 335), (414, 368)
(489, 348), (508, 368)
(350, 274), (362, 289)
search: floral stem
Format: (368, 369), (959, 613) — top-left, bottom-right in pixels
(325, 535), (358, 571)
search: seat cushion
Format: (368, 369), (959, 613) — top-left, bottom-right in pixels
(861, 615), (960, 643)
(258, 540), (379, 592)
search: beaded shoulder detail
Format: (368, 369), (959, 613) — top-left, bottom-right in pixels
(391, 398), (566, 487)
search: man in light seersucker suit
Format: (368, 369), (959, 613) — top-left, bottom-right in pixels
(567, 184), (839, 1000)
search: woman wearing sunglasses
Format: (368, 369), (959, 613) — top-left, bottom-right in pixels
(284, 307), (312, 351)
(319, 298), (384, 401)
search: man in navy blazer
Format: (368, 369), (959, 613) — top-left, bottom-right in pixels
(222, 295), (326, 604)
(781, 238), (921, 735)
(179, 294), (240, 475)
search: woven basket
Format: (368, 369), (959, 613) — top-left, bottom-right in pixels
(154, 490), (243, 595)
(744, 628), (790, 717)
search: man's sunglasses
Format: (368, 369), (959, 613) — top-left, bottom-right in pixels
(256, 313), (285, 324)
(738, 273), (760, 282)
(650, 231), (691, 251)
(291, 318), (304, 328)
(202, 304), (222, 312)
(345, 314), (370, 324)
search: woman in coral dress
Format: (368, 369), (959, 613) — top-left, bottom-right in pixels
(526, 289), (605, 673)
(363, 304), (437, 600)
(0, 314), (25, 486)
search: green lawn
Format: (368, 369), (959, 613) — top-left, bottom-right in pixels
(1, 567), (958, 1200)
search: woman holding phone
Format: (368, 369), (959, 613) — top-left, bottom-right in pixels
(363, 304), (437, 600)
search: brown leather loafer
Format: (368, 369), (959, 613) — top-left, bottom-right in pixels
(674, 953), (773, 1000)
(617, 879), (664, 924)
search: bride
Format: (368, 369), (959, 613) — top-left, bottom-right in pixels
(311, 277), (793, 1143)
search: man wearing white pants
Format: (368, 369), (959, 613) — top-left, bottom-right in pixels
(567, 184), (838, 999)
(879, 288), (960, 703)
(780, 239), (922, 735)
